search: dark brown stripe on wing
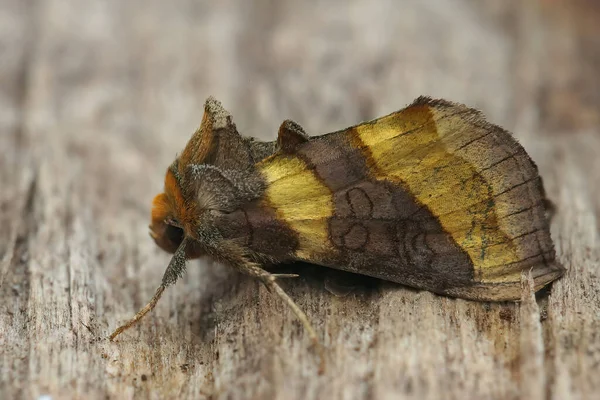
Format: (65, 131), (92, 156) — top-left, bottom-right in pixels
(295, 130), (372, 192)
(292, 126), (477, 291)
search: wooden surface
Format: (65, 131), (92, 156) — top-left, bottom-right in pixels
(1, 0), (599, 399)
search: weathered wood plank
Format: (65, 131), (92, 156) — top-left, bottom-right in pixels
(1, 0), (599, 399)
(0, 0), (38, 398)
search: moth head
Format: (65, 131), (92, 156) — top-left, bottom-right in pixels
(149, 96), (250, 258)
(149, 167), (203, 258)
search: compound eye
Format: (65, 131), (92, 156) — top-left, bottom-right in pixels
(149, 216), (184, 254)
(164, 222), (184, 247)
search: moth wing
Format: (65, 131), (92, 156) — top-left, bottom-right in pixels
(256, 97), (564, 301)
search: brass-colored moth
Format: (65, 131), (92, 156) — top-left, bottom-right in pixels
(109, 96), (564, 344)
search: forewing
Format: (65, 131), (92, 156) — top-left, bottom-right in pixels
(256, 97), (564, 300)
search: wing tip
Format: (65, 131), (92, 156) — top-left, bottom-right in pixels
(443, 260), (565, 301)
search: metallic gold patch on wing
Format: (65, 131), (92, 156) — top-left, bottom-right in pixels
(355, 105), (521, 282)
(259, 155), (334, 257)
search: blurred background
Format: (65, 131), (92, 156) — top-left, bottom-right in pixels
(3, 0), (599, 232)
(1, 0), (600, 399)
(3, 0), (599, 205)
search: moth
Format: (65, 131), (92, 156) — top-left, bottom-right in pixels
(109, 96), (564, 343)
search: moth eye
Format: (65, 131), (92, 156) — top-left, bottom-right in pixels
(165, 223), (184, 246)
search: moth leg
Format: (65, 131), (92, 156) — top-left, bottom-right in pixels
(109, 237), (189, 341)
(239, 263), (318, 344)
(238, 263), (325, 372)
(201, 225), (325, 370)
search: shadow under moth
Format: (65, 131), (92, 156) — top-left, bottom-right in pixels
(109, 96), (564, 347)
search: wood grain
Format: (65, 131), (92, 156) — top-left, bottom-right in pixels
(1, 0), (599, 399)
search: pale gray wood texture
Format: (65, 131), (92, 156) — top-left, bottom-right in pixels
(1, 0), (599, 399)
